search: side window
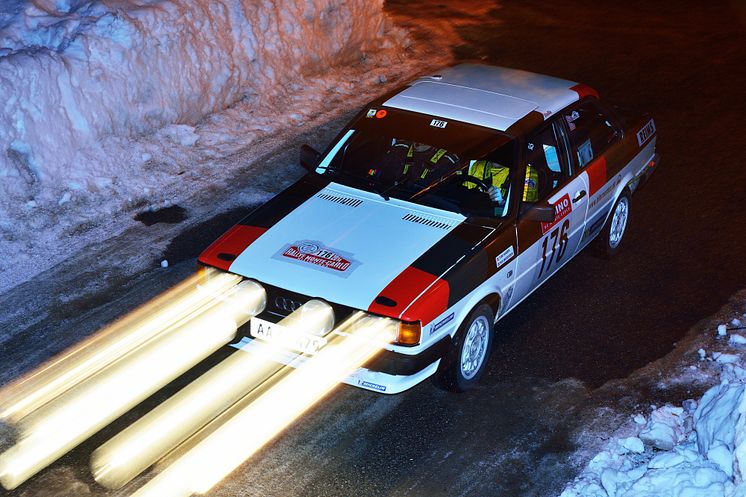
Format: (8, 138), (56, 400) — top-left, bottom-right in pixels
(563, 100), (619, 168)
(522, 122), (571, 203)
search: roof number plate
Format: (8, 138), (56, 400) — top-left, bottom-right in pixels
(430, 119), (448, 128)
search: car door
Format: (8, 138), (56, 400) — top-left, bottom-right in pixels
(509, 119), (589, 308)
(559, 98), (624, 247)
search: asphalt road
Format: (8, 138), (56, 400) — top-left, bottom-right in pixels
(1, 1), (745, 496)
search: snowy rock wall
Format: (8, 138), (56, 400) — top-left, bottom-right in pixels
(0, 0), (386, 200)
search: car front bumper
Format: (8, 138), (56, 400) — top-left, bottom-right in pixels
(229, 333), (451, 394)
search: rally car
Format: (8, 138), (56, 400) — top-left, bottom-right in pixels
(198, 63), (659, 393)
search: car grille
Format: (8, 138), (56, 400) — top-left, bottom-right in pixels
(273, 296), (304, 313)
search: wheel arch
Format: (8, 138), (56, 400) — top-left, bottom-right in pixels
(483, 292), (502, 322)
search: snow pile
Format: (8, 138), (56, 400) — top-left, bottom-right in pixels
(561, 316), (746, 497)
(0, 0), (386, 202)
(0, 0), (423, 293)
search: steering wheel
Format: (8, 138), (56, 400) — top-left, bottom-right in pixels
(458, 174), (491, 192)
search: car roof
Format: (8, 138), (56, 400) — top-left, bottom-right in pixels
(383, 64), (592, 133)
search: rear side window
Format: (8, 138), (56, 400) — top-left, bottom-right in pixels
(563, 100), (619, 168)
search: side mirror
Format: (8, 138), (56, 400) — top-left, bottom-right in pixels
(300, 144), (321, 172)
(519, 203), (556, 223)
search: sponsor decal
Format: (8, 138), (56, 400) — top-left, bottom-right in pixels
(366, 108), (377, 118)
(637, 119), (656, 146)
(274, 240), (360, 277)
(503, 286), (514, 306)
(375, 109), (387, 119)
(565, 111), (580, 131)
(577, 139), (594, 167)
(541, 193), (573, 234)
(430, 119), (448, 128)
(430, 312), (454, 335)
(359, 380), (387, 392)
(589, 176), (621, 210)
(496, 245), (515, 268)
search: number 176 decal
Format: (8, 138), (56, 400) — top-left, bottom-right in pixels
(538, 219), (570, 278)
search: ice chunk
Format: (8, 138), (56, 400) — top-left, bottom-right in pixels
(160, 260), (169, 268)
(731, 334), (746, 346)
(619, 437), (645, 454)
(713, 352), (740, 364)
(625, 462), (731, 497)
(641, 422), (677, 450)
(699, 348), (707, 360)
(648, 451), (686, 469)
(718, 324), (728, 336)
(707, 443), (733, 477)
(600, 468), (619, 497)
(682, 399), (698, 414)
(695, 383), (744, 456)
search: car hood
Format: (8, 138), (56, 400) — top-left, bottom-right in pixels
(225, 182), (467, 311)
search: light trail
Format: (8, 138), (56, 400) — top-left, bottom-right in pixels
(130, 314), (393, 497)
(0, 270), (242, 424)
(90, 299), (336, 490)
(0, 276), (267, 490)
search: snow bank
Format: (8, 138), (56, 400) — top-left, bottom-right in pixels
(0, 0), (419, 293)
(560, 313), (746, 497)
(0, 0), (386, 201)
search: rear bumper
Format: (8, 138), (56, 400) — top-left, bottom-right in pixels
(633, 152), (660, 191)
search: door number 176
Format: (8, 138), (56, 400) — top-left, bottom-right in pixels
(539, 219), (570, 278)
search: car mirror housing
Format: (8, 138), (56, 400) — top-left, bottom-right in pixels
(520, 203), (556, 223)
(299, 144), (321, 172)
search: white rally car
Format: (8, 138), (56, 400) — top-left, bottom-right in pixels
(198, 64), (659, 393)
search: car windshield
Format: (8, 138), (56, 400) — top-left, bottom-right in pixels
(315, 107), (516, 218)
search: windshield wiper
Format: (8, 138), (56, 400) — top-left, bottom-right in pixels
(374, 174), (411, 201)
(326, 167), (405, 201)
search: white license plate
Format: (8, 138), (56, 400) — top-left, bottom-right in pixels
(249, 317), (327, 355)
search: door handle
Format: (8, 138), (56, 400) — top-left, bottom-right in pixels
(573, 190), (587, 203)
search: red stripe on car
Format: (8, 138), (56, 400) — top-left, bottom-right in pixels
(198, 225), (267, 271)
(585, 156), (607, 197)
(368, 266), (450, 326)
(571, 83), (599, 100)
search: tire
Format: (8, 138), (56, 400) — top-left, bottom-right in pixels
(436, 304), (494, 392)
(596, 191), (631, 258)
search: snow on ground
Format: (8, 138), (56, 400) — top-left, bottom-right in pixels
(561, 294), (746, 497)
(0, 0), (431, 294)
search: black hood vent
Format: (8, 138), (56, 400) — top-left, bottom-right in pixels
(316, 192), (363, 208)
(402, 213), (455, 230)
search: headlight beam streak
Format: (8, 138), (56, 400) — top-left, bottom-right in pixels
(131, 315), (392, 497)
(0, 273), (266, 490)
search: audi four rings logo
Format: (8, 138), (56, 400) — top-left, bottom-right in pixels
(274, 297), (303, 312)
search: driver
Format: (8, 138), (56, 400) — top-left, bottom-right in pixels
(399, 141), (458, 181)
(466, 160), (511, 205)
(376, 140), (457, 183)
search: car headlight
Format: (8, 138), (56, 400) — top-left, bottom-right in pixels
(350, 314), (421, 346)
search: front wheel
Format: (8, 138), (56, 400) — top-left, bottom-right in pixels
(436, 304), (494, 392)
(596, 191), (630, 258)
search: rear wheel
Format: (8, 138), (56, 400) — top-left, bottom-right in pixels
(436, 304), (494, 392)
(596, 191), (630, 258)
